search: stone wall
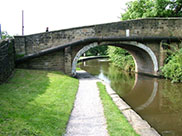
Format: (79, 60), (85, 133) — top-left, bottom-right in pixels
(16, 49), (65, 71)
(13, 18), (182, 76)
(14, 18), (182, 56)
(0, 39), (15, 84)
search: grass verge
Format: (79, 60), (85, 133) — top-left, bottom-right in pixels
(0, 69), (79, 136)
(97, 82), (139, 136)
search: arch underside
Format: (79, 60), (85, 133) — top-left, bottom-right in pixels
(72, 41), (158, 77)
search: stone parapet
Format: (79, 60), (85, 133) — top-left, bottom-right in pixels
(14, 18), (182, 55)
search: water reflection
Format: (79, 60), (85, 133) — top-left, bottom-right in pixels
(78, 59), (182, 136)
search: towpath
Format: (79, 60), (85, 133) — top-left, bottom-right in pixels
(65, 71), (109, 136)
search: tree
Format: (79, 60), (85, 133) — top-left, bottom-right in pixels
(107, 46), (135, 72)
(1, 31), (12, 40)
(85, 46), (108, 56)
(121, 0), (182, 20)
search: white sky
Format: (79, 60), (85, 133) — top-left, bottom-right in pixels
(0, 0), (131, 36)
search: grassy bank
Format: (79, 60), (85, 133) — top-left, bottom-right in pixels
(0, 69), (79, 136)
(97, 82), (139, 136)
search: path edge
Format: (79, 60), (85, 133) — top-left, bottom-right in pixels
(100, 81), (161, 136)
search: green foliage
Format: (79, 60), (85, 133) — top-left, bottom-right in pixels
(121, 0), (182, 20)
(107, 46), (135, 72)
(162, 48), (182, 82)
(1, 31), (12, 40)
(76, 67), (82, 71)
(97, 82), (139, 136)
(15, 54), (25, 59)
(108, 0), (182, 78)
(85, 45), (108, 56)
(0, 69), (79, 135)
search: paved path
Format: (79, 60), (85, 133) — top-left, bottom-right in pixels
(65, 71), (109, 136)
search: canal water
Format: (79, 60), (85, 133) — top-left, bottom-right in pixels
(78, 59), (182, 136)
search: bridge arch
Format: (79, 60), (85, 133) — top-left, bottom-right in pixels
(71, 41), (158, 76)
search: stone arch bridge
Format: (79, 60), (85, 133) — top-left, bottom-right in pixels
(15, 18), (182, 76)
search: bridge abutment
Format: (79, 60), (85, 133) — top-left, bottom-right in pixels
(64, 46), (72, 75)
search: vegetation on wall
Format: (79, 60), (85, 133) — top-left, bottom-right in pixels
(162, 48), (182, 82)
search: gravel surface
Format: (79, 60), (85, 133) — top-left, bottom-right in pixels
(65, 71), (109, 136)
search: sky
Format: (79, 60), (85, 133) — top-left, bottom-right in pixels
(0, 0), (131, 36)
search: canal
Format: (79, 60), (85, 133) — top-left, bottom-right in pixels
(78, 59), (182, 136)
